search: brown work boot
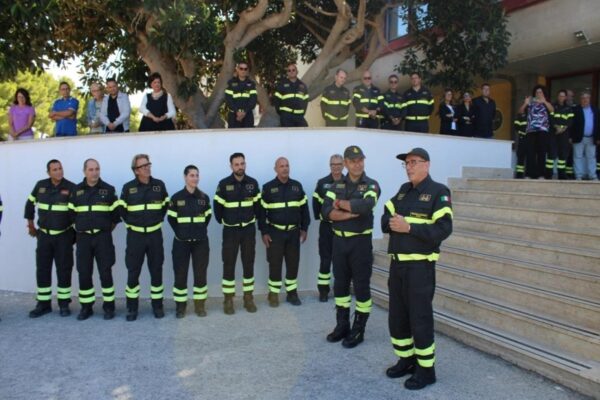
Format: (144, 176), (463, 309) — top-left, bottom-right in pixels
(194, 299), (207, 317)
(223, 294), (235, 315)
(243, 292), (257, 313)
(267, 292), (279, 308)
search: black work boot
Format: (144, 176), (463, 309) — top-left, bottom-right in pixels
(386, 356), (416, 378)
(194, 300), (207, 317)
(326, 307), (350, 342)
(404, 365), (436, 390)
(243, 293), (257, 313)
(77, 304), (94, 321)
(29, 302), (52, 318)
(267, 292), (279, 308)
(103, 302), (115, 320)
(126, 298), (138, 321)
(223, 294), (235, 315)
(58, 299), (71, 317)
(286, 290), (302, 306)
(342, 311), (369, 348)
(152, 298), (165, 318)
(175, 302), (187, 319)
(317, 285), (329, 302)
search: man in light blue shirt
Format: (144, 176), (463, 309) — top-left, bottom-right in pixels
(86, 83), (106, 134)
(49, 82), (79, 137)
(100, 78), (131, 133)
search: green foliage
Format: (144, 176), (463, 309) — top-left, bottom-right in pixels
(397, 0), (511, 93)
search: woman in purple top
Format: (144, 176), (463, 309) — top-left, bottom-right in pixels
(8, 88), (36, 140)
(518, 85), (554, 179)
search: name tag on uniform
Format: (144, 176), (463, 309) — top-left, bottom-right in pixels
(226, 185), (234, 191)
(129, 188), (137, 194)
(410, 212), (428, 219)
(271, 187), (279, 193)
(76, 190), (84, 196)
(177, 200), (186, 206)
(336, 183), (345, 189)
(323, 183), (331, 189)
(419, 194), (431, 202)
(153, 186), (161, 192)
(39, 188), (46, 194)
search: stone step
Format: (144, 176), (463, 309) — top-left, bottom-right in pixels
(453, 216), (600, 251)
(446, 230), (600, 275)
(439, 246), (600, 303)
(370, 286), (600, 399)
(448, 178), (600, 195)
(436, 264), (600, 332)
(461, 166), (514, 179)
(452, 201), (600, 230)
(451, 188), (600, 213)
(433, 287), (600, 361)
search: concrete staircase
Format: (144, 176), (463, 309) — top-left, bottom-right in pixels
(371, 169), (600, 398)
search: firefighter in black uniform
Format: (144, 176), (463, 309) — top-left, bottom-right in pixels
(514, 113), (528, 178)
(402, 72), (434, 133)
(168, 165), (212, 318)
(120, 154), (169, 321)
(259, 157), (310, 307)
(320, 69), (351, 127)
(214, 153), (261, 315)
(352, 70), (383, 129)
(321, 145), (380, 349)
(382, 74), (403, 131)
(69, 159), (120, 320)
(550, 90), (575, 180)
(273, 63), (309, 127)
(25, 159), (76, 318)
(312, 154), (344, 302)
(225, 61), (257, 128)
(382, 147), (453, 391)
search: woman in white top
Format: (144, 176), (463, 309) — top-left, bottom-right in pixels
(139, 72), (176, 132)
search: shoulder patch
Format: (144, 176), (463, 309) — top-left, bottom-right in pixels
(440, 195), (451, 202)
(397, 193), (405, 200)
(419, 194), (431, 202)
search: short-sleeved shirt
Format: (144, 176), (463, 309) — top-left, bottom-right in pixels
(9, 105), (36, 139)
(52, 97), (79, 136)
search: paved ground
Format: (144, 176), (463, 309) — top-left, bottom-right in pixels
(0, 290), (588, 400)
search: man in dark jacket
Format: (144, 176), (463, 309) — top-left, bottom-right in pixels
(571, 91), (600, 180)
(472, 83), (496, 138)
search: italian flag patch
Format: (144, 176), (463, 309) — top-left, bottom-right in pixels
(440, 195), (450, 202)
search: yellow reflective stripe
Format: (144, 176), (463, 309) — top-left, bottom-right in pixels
(395, 348), (416, 358)
(333, 228), (373, 237)
(405, 116), (430, 121)
(514, 121), (527, 126)
(28, 194), (37, 203)
(364, 190), (378, 201)
(335, 295), (352, 308)
(167, 209), (178, 218)
(225, 89), (234, 95)
(262, 200), (285, 209)
(416, 99), (434, 105)
(321, 98), (340, 105)
(126, 222), (162, 233)
(432, 206), (453, 222)
(325, 191), (336, 200)
(39, 227), (71, 235)
(385, 200), (396, 215)
(356, 113), (370, 118)
(391, 253), (439, 262)
(324, 112), (349, 120)
(127, 204), (145, 212)
(355, 299), (372, 313)
(391, 337), (414, 347)
(269, 223), (297, 231)
(222, 218), (255, 227)
(214, 194), (225, 205)
(253, 193), (261, 202)
(147, 203), (163, 210)
(417, 357), (435, 367)
(415, 343), (435, 356)
(91, 205), (110, 212)
(79, 288), (95, 296)
(404, 217), (434, 224)
(37, 203), (69, 211)
(313, 192), (324, 204)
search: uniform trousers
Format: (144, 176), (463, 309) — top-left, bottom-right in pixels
(332, 234), (372, 313)
(317, 221), (333, 290)
(172, 238), (209, 301)
(222, 225), (256, 294)
(36, 229), (74, 306)
(125, 229), (164, 310)
(404, 121), (429, 133)
(76, 231), (115, 310)
(267, 228), (300, 293)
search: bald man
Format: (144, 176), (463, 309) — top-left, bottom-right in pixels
(259, 157), (310, 307)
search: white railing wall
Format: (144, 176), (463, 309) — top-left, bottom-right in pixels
(0, 128), (511, 296)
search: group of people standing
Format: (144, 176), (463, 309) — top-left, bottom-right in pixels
(514, 86), (599, 180)
(9, 143), (453, 391)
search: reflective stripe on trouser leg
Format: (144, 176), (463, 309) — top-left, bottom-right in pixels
(243, 277), (254, 293)
(193, 286), (207, 300)
(355, 298), (372, 314)
(268, 280), (282, 293)
(317, 272), (331, 286)
(102, 286), (115, 302)
(150, 285), (164, 300)
(391, 336), (415, 358)
(37, 286), (52, 302)
(79, 287), (95, 304)
(222, 279), (235, 294)
(126, 285), (140, 299)
(173, 287), (188, 302)
(285, 279), (298, 292)
(335, 295), (351, 308)
(56, 286), (71, 301)
(415, 343), (436, 367)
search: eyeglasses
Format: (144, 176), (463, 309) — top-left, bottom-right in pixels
(135, 162), (152, 170)
(401, 160), (427, 168)
(287, 69), (297, 72)
(389, 80), (398, 84)
(363, 77), (372, 80)
(330, 163), (343, 167)
(238, 67), (248, 71)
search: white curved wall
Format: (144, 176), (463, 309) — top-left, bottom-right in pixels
(0, 128), (511, 297)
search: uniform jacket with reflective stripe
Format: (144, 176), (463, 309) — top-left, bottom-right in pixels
(352, 84), (383, 115)
(383, 90), (404, 120)
(119, 176), (168, 228)
(381, 175), (452, 258)
(551, 103), (574, 132)
(402, 86), (434, 118)
(24, 178), (76, 231)
(259, 177), (310, 233)
(513, 114), (527, 140)
(213, 174), (260, 226)
(273, 78), (309, 115)
(69, 178), (120, 232)
(312, 173), (339, 221)
(168, 187), (211, 241)
(320, 173), (380, 235)
(320, 83), (351, 120)
(225, 77), (257, 114)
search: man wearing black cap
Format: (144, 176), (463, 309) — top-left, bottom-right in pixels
(321, 145), (380, 348)
(381, 147), (453, 390)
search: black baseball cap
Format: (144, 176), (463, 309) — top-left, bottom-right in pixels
(344, 145), (366, 160)
(396, 147), (430, 161)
